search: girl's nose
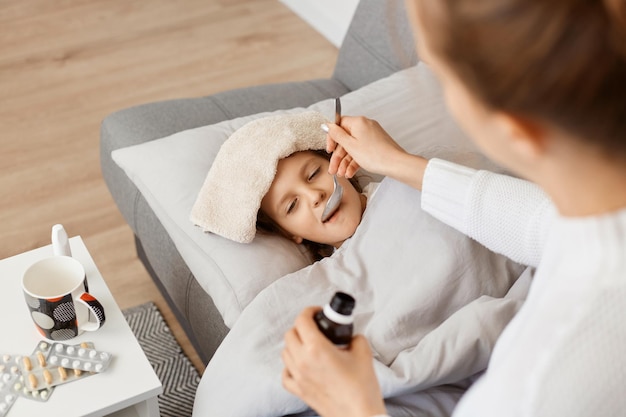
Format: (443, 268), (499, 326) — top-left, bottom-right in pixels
(307, 188), (325, 208)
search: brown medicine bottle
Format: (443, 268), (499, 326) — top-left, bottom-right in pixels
(314, 292), (355, 348)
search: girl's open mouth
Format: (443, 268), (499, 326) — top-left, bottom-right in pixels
(323, 205), (340, 223)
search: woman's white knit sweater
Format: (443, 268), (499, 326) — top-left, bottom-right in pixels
(417, 159), (626, 417)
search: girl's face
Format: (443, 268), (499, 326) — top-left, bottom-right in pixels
(260, 151), (366, 248)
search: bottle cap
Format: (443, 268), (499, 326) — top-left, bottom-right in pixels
(329, 292), (355, 316)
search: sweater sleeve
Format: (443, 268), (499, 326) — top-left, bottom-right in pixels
(421, 159), (556, 267)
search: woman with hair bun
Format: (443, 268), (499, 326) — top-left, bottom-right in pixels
(281, 1), (626, 416)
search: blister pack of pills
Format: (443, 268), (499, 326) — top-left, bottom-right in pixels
(13, 350), (53, 402)
(47, 342), (112, 374)
(14, 341), (69, 402)
(19, 342), (105, 392)
(0, 372), (19, 417)
(0, 350), (52, 401)
(2, 340), (112, 413)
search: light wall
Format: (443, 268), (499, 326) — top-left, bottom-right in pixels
(279, 0), (360, 47)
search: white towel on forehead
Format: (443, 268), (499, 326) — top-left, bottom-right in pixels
(190, 111), (330, 243)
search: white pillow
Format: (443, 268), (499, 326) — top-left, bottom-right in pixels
(112, 63), (501, 327)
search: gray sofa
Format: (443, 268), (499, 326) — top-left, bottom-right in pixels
(100, 0), (418, 364)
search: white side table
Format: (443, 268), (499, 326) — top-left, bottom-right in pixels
(0, 236), (162, 417)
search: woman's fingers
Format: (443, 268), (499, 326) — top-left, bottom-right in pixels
(326, 127), (337, 153)
(324, 122), (353, 152)
(331, 144), (358, 178)
(282, 307), (323, 398)
(329, 144), (349, 176)
(282, 366), (303, 398)
(338, 153), (354, 177)
(326, 124), (357, 176)
(292, 306), (326, 345)
(324, 116), (405, 178)
(346, 160), (361, 179)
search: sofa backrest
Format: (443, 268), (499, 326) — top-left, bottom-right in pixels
(333, 0), (419, 91)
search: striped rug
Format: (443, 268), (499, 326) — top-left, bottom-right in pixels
(123, 302), (200, 417)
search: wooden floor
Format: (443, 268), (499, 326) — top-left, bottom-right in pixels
(0, 0), (338, 374)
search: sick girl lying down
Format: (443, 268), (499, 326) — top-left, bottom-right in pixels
(190, 111), (531, 416)
(190, 111), (377, 260)
(257, 148), (379, 260)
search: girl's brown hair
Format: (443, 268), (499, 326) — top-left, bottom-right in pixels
(256, 150), (363, 261)
(416, 0), (626, 159)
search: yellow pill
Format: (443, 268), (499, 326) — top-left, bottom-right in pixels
(28, 373), (38, 389)
(22, 357), (32, 371)
(58, 366), (67, 381)
(43, 369), (53, 385)
(37, 352), (46, 367)
(74, 368), (82, 377)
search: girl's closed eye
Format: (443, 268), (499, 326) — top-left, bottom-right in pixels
(287, 198), (298, 214)
(308, 167), (320, 181)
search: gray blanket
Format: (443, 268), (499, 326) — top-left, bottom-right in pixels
(193, 178), (529, 417)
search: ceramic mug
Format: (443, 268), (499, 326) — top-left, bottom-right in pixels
(22, 256), (105, 340)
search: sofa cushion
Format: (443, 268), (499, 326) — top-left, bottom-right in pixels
(111, 63), (501, 327)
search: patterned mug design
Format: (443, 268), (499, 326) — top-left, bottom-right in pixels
(22, 256), (105, 341)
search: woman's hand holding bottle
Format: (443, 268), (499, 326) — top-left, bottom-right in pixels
(281, 306), (387, 417)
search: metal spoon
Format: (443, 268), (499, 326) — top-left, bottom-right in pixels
(321, 98), (344, 222)
(321, 174), (344, 222)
